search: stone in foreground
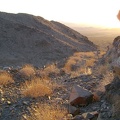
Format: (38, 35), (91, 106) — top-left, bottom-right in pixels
(82, 111), (99, 120)
(69, 85), (93, 106)
(69, 105), (80, 116)
(73, 115), (84, 120)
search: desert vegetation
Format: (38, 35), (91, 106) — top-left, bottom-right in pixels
(22, 104), (67, 120)
(39, 63), (60, 78)
(19, 64), (36, 78)
(63, 52), (100, 78)
(0, 71), (14, 85)
(0, 11), (119, 120)
(21, 78), (53, 98)
(0, 50), (118, 120)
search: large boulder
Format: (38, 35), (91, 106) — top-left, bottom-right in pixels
(105, 77), (120, 102)
(69, 85), (93, 106)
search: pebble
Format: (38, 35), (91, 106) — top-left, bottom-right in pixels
(1, 98), (5, 101)
(65, 114), (73, 119)
(7, 101), (11, 105)
(92, 106), (99, 111)
(22, 114), (27, 119)
(0, 89), (3, 94)
(107, 112), (112, 118)
(23, 101), (29, 105)
(73, 115), (84, 120)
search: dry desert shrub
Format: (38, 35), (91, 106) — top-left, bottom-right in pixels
(70, 67), (85, 78)
(63, 58), (76, 73)
(19, 64), (36, 78)
(84, 67), (92, 75)
(70, 71), (82, 78)
(99, 51), (106, 57)
(69, 53), (82, 62)
(0, 71), (14, 85)
(41, 63), (60, 77)
(74, 51), (95, 57)
(21, 78), (52, 98)
(22, 104), (67, 120)
(36, 69), (50, 80)
(63, 52), (96, 77)
(85, 58), (95, 67)
(63, 52), (85, 73)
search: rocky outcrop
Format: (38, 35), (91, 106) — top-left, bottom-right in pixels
(103, 36), (120, 119)
(69, 85), (94, 106)
(67, 36), (120, 120)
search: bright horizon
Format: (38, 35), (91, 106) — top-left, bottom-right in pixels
(0, 0), (120, 28)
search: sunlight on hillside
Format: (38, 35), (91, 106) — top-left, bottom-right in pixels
(72, 27), (120, 50)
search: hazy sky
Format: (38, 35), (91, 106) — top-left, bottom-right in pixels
(0, 0), (120, 28)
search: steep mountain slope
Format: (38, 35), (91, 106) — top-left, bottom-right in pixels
(97, 36), (120, 119)
(0, 12), (96, 67)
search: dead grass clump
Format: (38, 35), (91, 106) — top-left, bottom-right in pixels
(99, 51), (106, 57)
(85, 58), (95, 67)
(85, 67), (92, 75)
(19, 64), (35, 78)
(22, 104), (67, 120)
(36, 69), (50, 80)
(21, 78), (52, 98)
(70, 71), (81, 78)
(63, 52), (96, 78)
(74, 51), (95, 57)
(42, 64), (60, 77)
(64, 59), (77, 72)
(70, 67), (85, 78)
(0, 71), (14, 85)
(63, 54), (82, 73)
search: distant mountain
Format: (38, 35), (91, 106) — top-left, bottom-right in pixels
(70, 26), (120, 50)
(0, 12), (96, 67)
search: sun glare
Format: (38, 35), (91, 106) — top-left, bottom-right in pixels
(0, 0), (120, 28)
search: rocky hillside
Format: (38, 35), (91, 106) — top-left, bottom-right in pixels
(0, 12), (96, 68)
(106, 36), (120, 119)
(98, 36), (120, 119)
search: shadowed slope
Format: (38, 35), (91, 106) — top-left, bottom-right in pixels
(0, 12), (96, 67)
